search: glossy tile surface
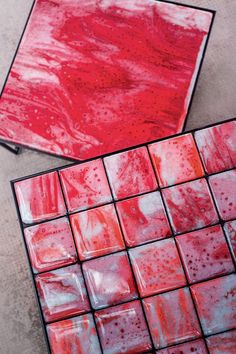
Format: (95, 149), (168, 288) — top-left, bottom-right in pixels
(47, 314), (101, 354)
(36, 264), (90, 323)
(0, 0), (213, 160)
(83, 252), (137, 309)
(209, 169), (236, 221)
(224, 220), (236, 262)
(95, 300), (152, 354)
(191, 274), (236, 335)
(195, 121), (236, 174)
(59, 159), (112, 212)
(70, 204), (125, 260)
(104, 147), (157, 199)
(24, 217), (77, 273)
(15, 172), (66, 224)
(116, 191), (171, 247)
(206, 330), (236, 354)
(129, 239), (186, 297)
(156, 339), (207, 354)
(163, 179), (218, 234)
(149, 134), (204, 187)
(143, 288), (201, 348)
(177, 225), (234, 283)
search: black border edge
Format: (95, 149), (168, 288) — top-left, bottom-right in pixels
(10, 180), (51, 354)
(0, 0), (36, 97)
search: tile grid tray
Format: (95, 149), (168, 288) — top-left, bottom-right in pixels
(11, 117), (236, 353)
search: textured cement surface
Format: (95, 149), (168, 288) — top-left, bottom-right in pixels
(0, 1), (235, 353)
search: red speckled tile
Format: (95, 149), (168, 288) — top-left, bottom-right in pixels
(95, 300), (152, 354)
(24, 217), (77, 273)
(59, 159), (112, 212)
(83, 251), (137, 309)
(209, 169), (236, 221)
(143, 288), (201, 349)
(116, 191), (171, 247)
(36, 264), (90, 323)
(15, 172), (66, 224)
(104, 147), (157, 200)
(0, 0), (213, 160)
(195, 121), (236, 174)
(162, 178), (218, 234)
(191, 274), (236, 335)
(156, 339), (207, 354)
(224, 220), (236, 262)
(206, 330), (236, 354)
(149, 134), (204, 187)
(47, 313), (101, 354)
(129, 239), (186, 297)
(176, 225), (234, 283)
(70, 204), (125, 260)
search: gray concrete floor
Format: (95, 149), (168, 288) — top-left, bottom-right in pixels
(0, 1), (235, 353)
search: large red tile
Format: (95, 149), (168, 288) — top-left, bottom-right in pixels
(15, 172), (66, 224)
(156, 339), (207, 354)
(176, 225), (234, 283)
(83, 251), (137, 309)
(209, 169), (236, 221)
(59, 159), (112, 212)
(162, 179), (218, 234)
(104, 147), (157, 200)
(143, 288), (201, 349)
(36, 264), (90, 323)
(191, 274), (236, 335)
(95, 300), (152, 354)
(224, 220), (236, 262)
(24, 217), (77, 273)
(116, 191), (171, 247)
(70, 204), (125, 260)
(129, 239), (186, 297)
(0, 0), (213, 160)
(206, 330), (236, 354)
(149, 134), (204, 187)
(47, 313), (101, 354)
(195, 121), (236, 174)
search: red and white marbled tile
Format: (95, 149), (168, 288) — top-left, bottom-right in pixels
(95, 300), (152, 354)
(143, 288), (201, 349)
(191, 274), (236, 335)
(24, 217), (77, 273)
(162, 178), (219, 234)
(83, 251), (137, 309)
(209, 169), (236, 221)
(156, 339), (207, 354)
(149, 133), (204, 187)
(206, 330), (236, 354)
(70, 204), (125, 260)
(224, 220), (236, 262)
(36, 264), (90, 323)
(47, 313), (101, 354)
(104, 147), (157, 199)
(0, 0), (213, 160)
(59, 159), (112, 212)
(195, 121), (236, 174)
(176, 225), (234, 283)
(116, 191), (171, 247)
(129, 239), (186, 297)
(14, 172), (66, 224)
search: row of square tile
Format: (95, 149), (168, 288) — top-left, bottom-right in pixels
(34, 223), (235, 323)
(24, 179), (236, 275)
(14, 120), (236, 225)
(45, 273), (236, 354)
